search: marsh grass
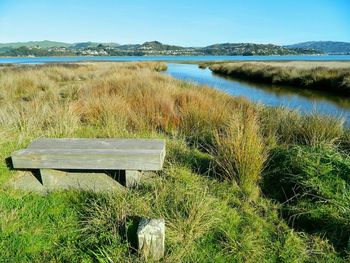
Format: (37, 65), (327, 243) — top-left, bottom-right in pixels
(0, 62), (349, 261)
(213, 109), (267, 201)
(208, 62), (350, 95)
(260, 107), (345, 146)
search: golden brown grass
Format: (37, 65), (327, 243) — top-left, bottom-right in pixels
(207, 61), (350, 95)
(213, 108), (267, 200)
(221, 61), (350, 69)
(0, 62), (251, 143)
(0, 62), (346, 191)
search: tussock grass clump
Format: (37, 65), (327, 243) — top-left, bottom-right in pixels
(213, 109), (267, 201)
(260, 107), (344, 146)
(297, 113), (344, 146)
(209, 62), (350, 95)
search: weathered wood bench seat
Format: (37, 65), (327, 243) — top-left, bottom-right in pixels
(9, 138), (166, 193)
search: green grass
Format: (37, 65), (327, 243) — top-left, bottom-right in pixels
(0, 191), (83, 261)
(263, 145), (350, 252)
(0, 62), (349, 262)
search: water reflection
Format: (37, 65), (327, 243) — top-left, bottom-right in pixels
(165, 63), (350, 124)
(215, 72), (350, 110)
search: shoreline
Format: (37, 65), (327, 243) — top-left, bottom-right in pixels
(206, 61), (350, 96)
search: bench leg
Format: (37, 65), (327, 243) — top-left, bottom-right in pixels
(125, 170), (142, 187)
(111, 170), (142, 187)
(40, 169), (125, 192)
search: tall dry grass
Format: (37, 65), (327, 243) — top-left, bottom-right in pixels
(0, 62), (347, 191)
(213, 108), (267, 201)
(0, 62), (247, 142)
(208, 62), (350, 95)
(259, 107), (344, 146)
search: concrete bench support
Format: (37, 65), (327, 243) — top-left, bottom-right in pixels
(115, 170), (142, 188)
(6, 171), (46, 194)
(40, 169), (126, 192)
(40, 169), (141, 191)
(137, 218), (165, 261)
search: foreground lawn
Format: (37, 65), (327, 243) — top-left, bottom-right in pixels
(0, 62), (349, 262)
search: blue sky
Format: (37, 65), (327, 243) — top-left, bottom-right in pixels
(0, 0), (349, 46)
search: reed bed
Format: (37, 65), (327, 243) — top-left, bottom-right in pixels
(207, 61), (350, 95)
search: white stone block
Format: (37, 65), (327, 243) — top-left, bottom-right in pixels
(137, 218), (165, 260)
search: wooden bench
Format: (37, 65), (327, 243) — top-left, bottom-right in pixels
(10, 138), (166, 192)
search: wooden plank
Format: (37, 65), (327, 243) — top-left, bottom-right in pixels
(29, 138), (165, 150)
(11, 149), (165, 170)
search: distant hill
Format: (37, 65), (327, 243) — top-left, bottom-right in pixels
(70, 42), (119, 49)
(199, 43), (319, 56)
(0, 40), (325, 57)
(285, 41), (350, 54)
(0, 40), (70, 49)
(0, 41), (120, 50)
(138, 41), (185, 51)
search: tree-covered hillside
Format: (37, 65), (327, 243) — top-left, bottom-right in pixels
(0, 40), (323, 57)
(285, 41), (350, 54)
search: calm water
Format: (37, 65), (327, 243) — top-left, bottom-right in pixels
(1, 55), (350, 64)
(165, 63), (350, 124)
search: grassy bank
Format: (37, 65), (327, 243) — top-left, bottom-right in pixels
(205, 61), (350, 95)
(0, 62), (349, 262)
